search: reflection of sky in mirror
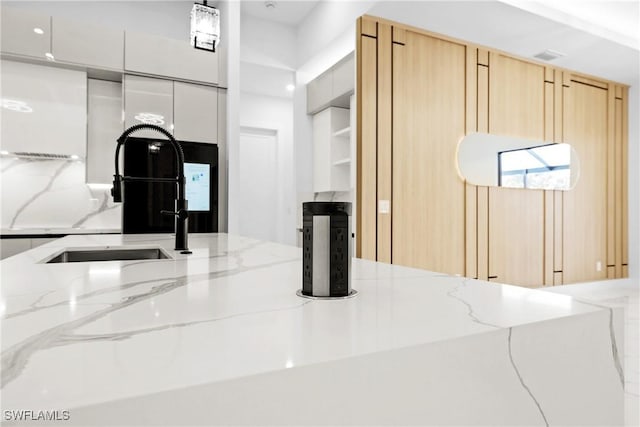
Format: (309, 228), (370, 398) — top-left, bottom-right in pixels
(531, 143), (570, 166)
(501, 144), (570, 171)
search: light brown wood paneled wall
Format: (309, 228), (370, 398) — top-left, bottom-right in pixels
(487, 53), (546, 286)
(562, 77), (609, 283)
(356, 15), (629, 286)
(356, 18), (377, 260)
(391, 25), (466, 275)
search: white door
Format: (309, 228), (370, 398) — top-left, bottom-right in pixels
(238, 128), (278, 242)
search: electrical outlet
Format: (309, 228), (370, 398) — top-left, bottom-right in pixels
(596, 261), (602, 272)
(302, 224), (313, 286)
(379, 200), (390, 214)
(331, 225), (348, 292)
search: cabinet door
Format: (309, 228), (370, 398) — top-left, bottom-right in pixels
(1, 7), (50, 58)
(307, 71), (332, 114)
(0, 60), (87, 157)
(52, 16), (124, 70)
(87, 79), (123, 184)
(125, 31), (218, 84)
(332, 54), (355, 99)
(173, 82), (218, 143)
(487, 53), (546, 286)
(124, 75), (173, 138)
(562, 80), (608, 283)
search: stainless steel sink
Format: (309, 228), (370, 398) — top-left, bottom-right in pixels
(45, 247), (172, 263)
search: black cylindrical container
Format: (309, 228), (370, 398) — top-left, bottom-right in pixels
(301, 202), (353, 298)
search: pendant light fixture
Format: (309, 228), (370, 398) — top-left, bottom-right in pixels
(190, 1), (220, 52)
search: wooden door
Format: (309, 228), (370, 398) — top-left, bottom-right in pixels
(562, 79), (608, 283)
(487, 53), (546, 286)
(391, 31), (466, 275)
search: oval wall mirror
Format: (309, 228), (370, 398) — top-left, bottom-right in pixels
(457, 133), (580, 190)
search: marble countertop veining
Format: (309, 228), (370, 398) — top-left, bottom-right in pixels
(0, 233), (604, 412)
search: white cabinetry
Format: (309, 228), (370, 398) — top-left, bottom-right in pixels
(332, 54), (355, 99)
(307, 53), (354, 114)
(124, 75), (220, 143)
(313, 107), (350, 192)
(0, 60), (86, 157)
(125, 31), (218, 84)
(173, 82), (218, 143)
(0, 237), (57, 260)
(52, 17), (124, 70)
(0, 7), (50, 59)
(87, 79), (123, 184)
(123, 75), (173, 138)
(306, 72), (333, 114)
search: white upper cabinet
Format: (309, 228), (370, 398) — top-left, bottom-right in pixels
(125, 31), (218, 84)
(52, 16), (124, 70)
(1, 7), (51, 59)
(173, 82), (218, 143)
(306, 71), (332, 114)
(87, 79), (123, 184)
(306, 53), (355, 114)
(123, 75), (173, 138)
(0, 60), (87, 157)
(332, 54), (355, 99)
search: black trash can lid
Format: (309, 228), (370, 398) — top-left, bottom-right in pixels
(303, 201), (352, 216)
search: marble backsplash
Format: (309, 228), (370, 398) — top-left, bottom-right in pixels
(1, 157), (121, 232)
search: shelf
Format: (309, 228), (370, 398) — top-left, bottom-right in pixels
(332, 127), (351, 138)
(332, 158), (351, 166)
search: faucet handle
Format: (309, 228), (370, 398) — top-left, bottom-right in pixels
(111, 175), (123, 202)
(161, 209), (188, 220)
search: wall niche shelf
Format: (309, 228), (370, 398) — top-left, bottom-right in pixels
(333, 127), (351, 138)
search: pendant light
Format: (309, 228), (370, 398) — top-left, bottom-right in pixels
(190, 1), (220, 52)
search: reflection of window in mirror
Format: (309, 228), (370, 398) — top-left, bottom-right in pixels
(456, 133), (579, 191)
(498, 144), (571, 190)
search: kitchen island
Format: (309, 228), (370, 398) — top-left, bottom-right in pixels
(1, 233), (623, 425)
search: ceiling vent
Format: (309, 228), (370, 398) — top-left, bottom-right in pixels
(533, 49), (566, 61)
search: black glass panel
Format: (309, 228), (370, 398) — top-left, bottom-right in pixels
(123, 137), (218, 234)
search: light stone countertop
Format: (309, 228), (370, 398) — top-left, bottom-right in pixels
(0, 233), (610, 420)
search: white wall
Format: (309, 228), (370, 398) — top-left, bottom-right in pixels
(230, 13), (296, 245)
(241, 14), (296, 70)
(292, 1), (375, 211)
(238, 93), (295, 245)
(222, 0), (241, 234)
(296, 0), (375, 74)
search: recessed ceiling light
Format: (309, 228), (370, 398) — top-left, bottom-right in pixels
(533, 49), (566, 61)
(33, 27), (44, 35)
(45, 52), (55, 61)
(286, 84), (295, 92)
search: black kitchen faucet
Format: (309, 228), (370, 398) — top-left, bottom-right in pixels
(111, 124), (191, 253)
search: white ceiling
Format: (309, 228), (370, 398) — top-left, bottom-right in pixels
(502, 0), (639, 50)
(240, 0), (319, 25)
